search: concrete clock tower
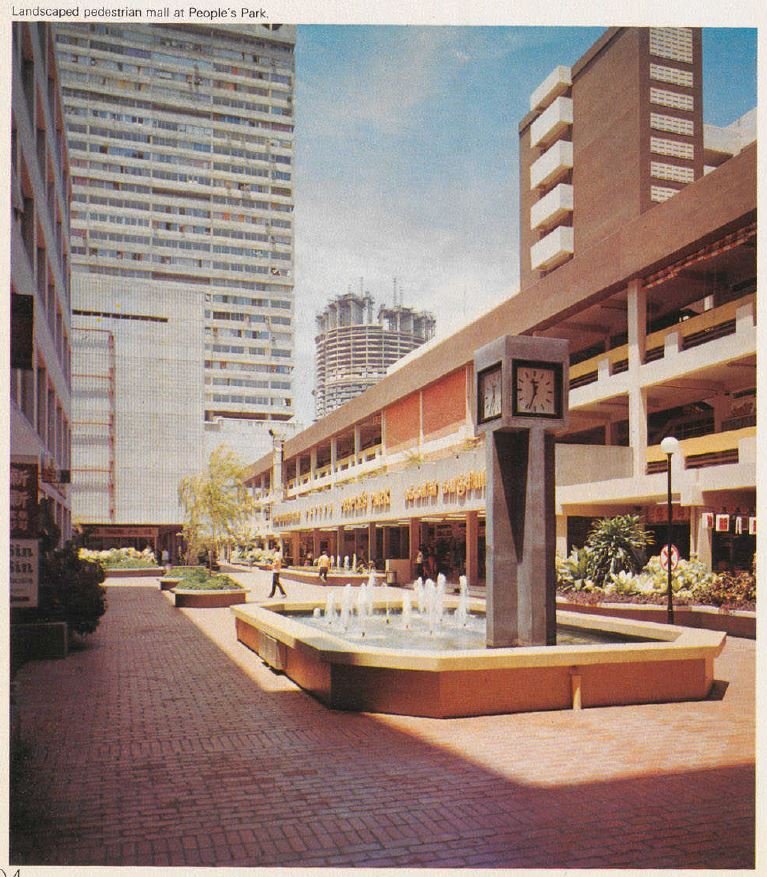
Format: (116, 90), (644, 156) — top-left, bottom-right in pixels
(475, 335), (569, 647)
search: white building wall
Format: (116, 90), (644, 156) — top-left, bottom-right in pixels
(72, 276), (206, 524)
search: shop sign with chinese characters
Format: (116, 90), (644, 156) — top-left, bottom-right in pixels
(10, 461), (38, 538)
(10, 462), (40, 607)
(10, 539), (39, 608)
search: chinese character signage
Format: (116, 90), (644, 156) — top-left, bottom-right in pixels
(10, 461), (39, 538)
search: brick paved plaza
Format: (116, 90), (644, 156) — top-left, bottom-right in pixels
(10, 571), (756, 869)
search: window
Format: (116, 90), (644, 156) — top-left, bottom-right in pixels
(650, 63), (693, 88)
(650, 162), (694, 184)
(650, 137), (694, 159)
(649, 27), (693, 64)
(650, 88), (694, 112)
(650, 113), (694, 136)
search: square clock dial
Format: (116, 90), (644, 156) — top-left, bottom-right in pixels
(478, 364), (503, 423)
(512, 360), (562, 418)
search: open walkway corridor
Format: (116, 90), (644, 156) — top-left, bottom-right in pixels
(10, 572), (756, 869)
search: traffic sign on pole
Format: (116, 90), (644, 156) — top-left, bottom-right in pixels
(660, 544), (680, 572)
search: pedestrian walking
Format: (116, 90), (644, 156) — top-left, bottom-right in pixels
(318, 550), (331, 582)
(268, 550), (286, 598)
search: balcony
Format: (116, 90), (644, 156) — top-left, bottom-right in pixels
(645, 427), (756, 473)
(530, 140), (573, 190)
(530, 65), (572, 112)
(531, 183), (574, 232)
(530, 225), (574, 272)
(569, 294), (756, 390)
(531, 96), (573, 150)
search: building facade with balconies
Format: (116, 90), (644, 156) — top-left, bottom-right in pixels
(245, 132), (755, 580)
(51, 22), (297, 551)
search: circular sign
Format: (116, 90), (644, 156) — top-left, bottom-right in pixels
(660, 544), (680, 572)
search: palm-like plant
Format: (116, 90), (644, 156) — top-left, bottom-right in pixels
(585, 514), (654, 589)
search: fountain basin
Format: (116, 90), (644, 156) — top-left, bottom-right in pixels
(232, 599), (725, 718)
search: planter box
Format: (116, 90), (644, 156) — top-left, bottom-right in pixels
(106, 567), (164, 578)
(11, 622), (68, 664)
(280, 569), (384, 587)
(556, 598), (756, 639)
(173, 588), (248, 608)
(159, 577), (183, 591)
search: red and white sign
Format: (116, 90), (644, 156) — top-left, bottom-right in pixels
(715, 514), (731, 532)
(660, 544), (680, 572)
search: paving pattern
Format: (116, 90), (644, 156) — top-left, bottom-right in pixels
(10, 570), (756, 869)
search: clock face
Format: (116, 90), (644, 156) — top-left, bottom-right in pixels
(513, 361), (561, 417)
(478, 365), (502, 423)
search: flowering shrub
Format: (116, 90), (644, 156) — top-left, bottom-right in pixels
(231, 546), (276, 565)
(557, 546), (753, 608)
(78, 547), (157, 569)
(696, 570), (756, 607)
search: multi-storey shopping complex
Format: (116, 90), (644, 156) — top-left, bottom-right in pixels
(314, 290), (436, 419)
(245, 27), (757, 583)
(10, 22), (74, 608)
(52, 23), (296, 551)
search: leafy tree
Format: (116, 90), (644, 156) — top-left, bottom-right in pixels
(34, 498), (107, 636)
(585, 514), (654, 589)
(178, 445), (255, 567)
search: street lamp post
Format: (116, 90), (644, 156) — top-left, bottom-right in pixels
(660, 436), (680, 624)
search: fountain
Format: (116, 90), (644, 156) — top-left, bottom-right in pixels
(232, 335), (726, 717)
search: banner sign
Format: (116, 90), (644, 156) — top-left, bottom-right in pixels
(10, 539), (39, 608)
(10, 462), (39, 538)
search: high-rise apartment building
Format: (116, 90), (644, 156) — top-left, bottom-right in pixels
(520, 27), (704, 285)
(10, 22), (73, 605)
(314, 291), (436, 419)
(52, 23), (296, 550)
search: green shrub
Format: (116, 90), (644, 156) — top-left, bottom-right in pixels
(556, 547), (596, 591)
(164, 565), (206, 579)
(39, 544), (107, 636)
(174, 571), (242, 591)
(585, 515), (654, 589)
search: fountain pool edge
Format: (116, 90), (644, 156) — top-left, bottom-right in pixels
(231, 599), (725, 717)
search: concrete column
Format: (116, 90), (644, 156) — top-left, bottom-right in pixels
(465, 510), (479, 586)
(310, 447), (317, 481)
(312, 528), (321, 558)
(693, 509), (714, 571)
(486, 429), (556, 647)
(353, 425), (361, 463)
(627, 278), (647, 370)
(555, 513), (568, 559)
(409, 517), (421, 578)
(382, 526), (391, 560)
(336, 526), (345, 562)
(367, 522), (376, 564)
(629, 385), (648, 479)
(290, 532), (300, 565)
(330, 437), (338, 485)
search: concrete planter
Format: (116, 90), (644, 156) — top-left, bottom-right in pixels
(173, 588), (248, 608)
(159, 577), (183, 591)
(556, 598), (756, 639)
(107, 567), (164, 578)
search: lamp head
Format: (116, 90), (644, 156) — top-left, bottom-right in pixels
(660, 436), (680, 456)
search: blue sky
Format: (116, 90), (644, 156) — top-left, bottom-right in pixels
(290, 27), (757, 424)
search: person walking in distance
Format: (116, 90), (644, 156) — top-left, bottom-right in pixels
(317, 550), (331, 583)
(268, 549), (286, 598)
